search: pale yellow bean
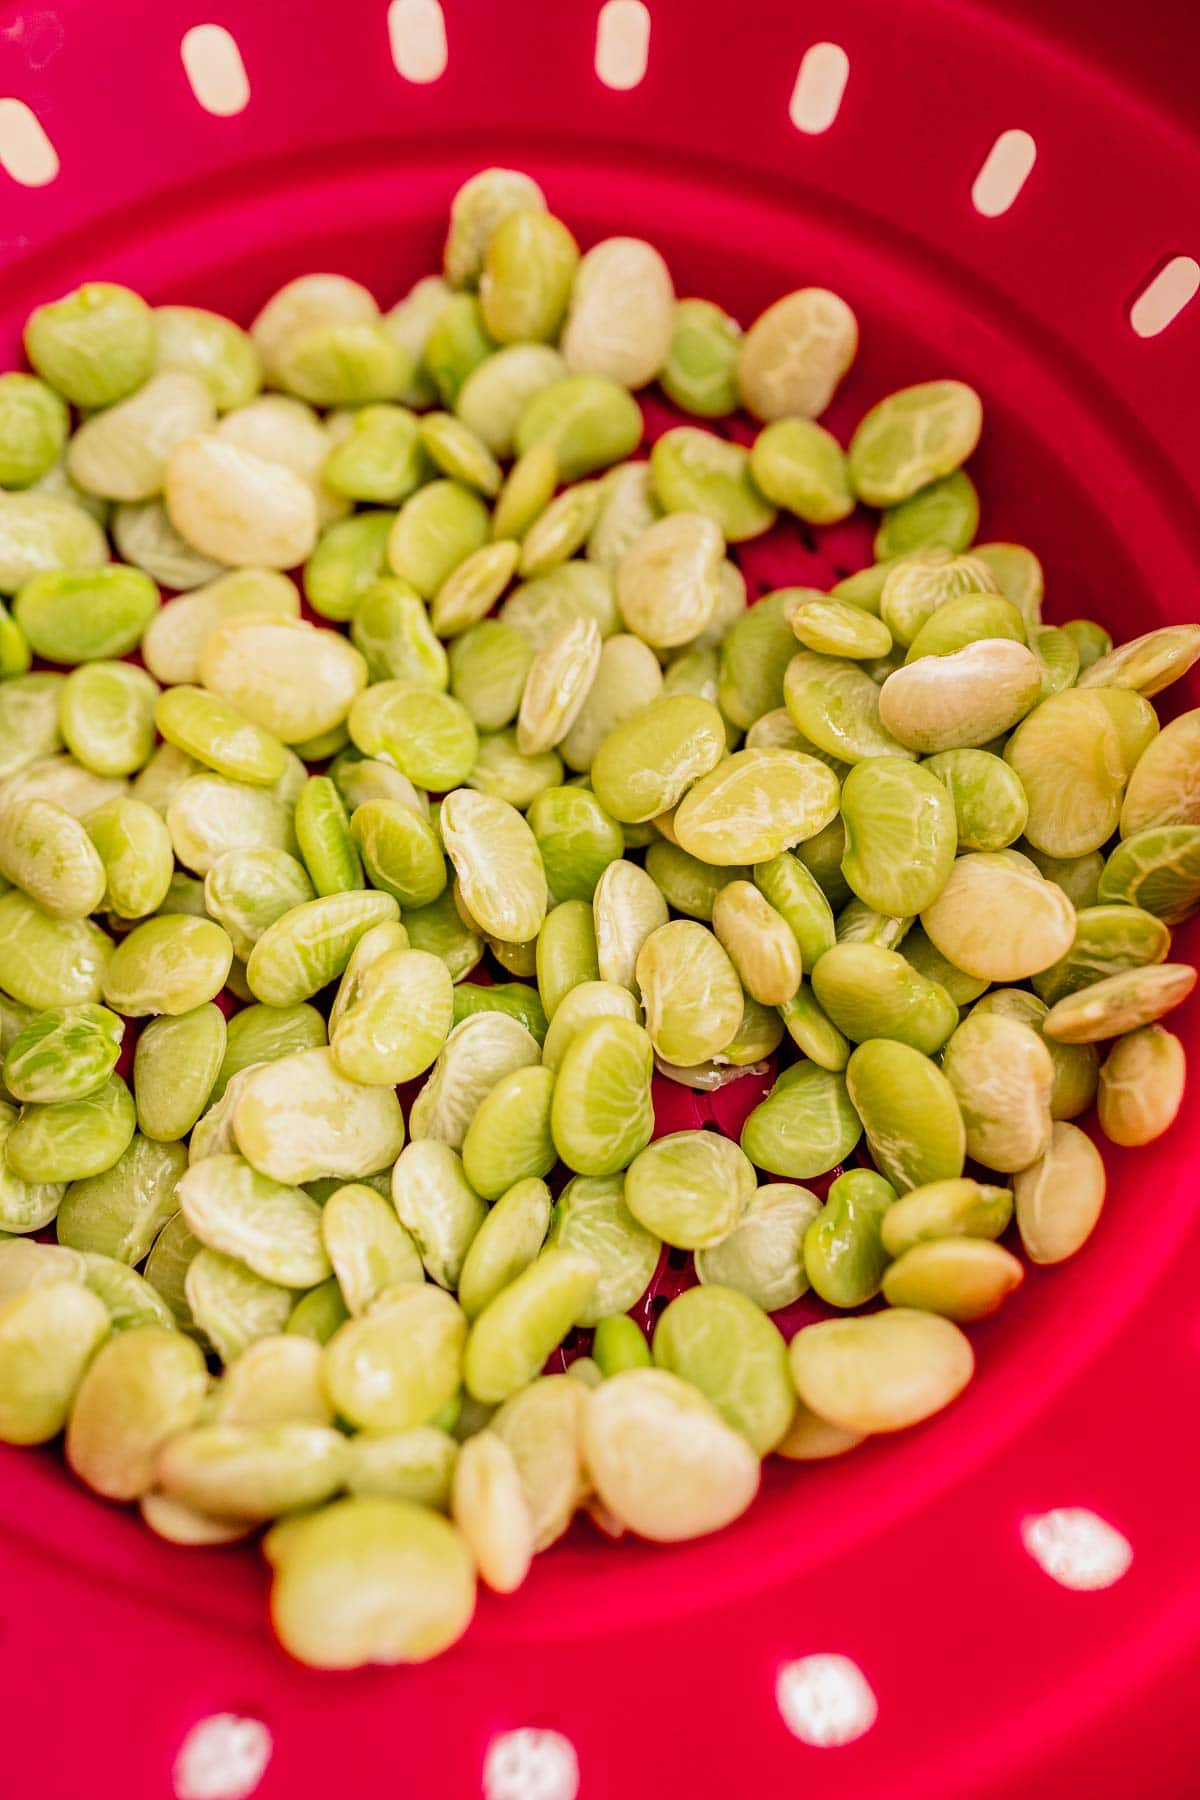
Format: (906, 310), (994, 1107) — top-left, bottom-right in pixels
(1014, 1120), (1106, 1264)
(582, 1368), (760, 1542)
(788, 1309), (973, 1434)
(1097, 1025), (1186, 1146)
(450, 1429), (534, 1594)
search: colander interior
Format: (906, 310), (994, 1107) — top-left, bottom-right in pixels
(0, 2), (1198, 1796)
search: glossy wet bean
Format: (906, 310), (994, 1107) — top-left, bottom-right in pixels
(673, 748), (840, 867)
(548, 1172), (659, 1324)
(0, 1102), (65, 1234)
(344, 1426), (458, 1509)
(4, 1003), (123, 1105)
(840, 757), (957, 915)
(455, 1176), (551, 1322)
(157, 1420), (350, 1522)
(804, 1169), (897, 1309)
(0, 890), (112, 1009)
(1120, 709), (1200, 836)
(179, 1155), (331, 1288)
(921, 853), (1076, 982)
(324, 1283), (466, 1432)
(513, 373), (643, 482)
(85, 797), (173, 919)
(211, 1002), (327, 1105)
(848, 381), (982, 507)
(440, 788), (547, 946)
(652, 1284), (793, 1453)
(740, 1061), (861, 1179)
(751, 418), (854, 525)
(810, 941), (957, 1054)
(463, 1248), (597, 1405)
(878, 639), (1042, 753)
(636, 920), (743, 1066)
(1031, 904), (1170, 1007)
(390, 1140), (486, 1290)
(845, 1039), (965, 1191)
(879, 1176), (1013, 1257)
(903, 590), (1024, 661)
(185, 1247), (292, 1362)
(941, 1011), (1055, 1173)
(1042, 963), (1197, 1043)
(616, 512), (724, 649)
(691, 1182), (818, 1310)
(60, 661), (159, 778)
(711, 880), (802, 1005)
(246, 891), (399, 1006)
(409, 1012), (541, 1149)
(790, 596), (892, 659)
(461, 1063), (557, 1200)
(1076, 624), (1200, 698)
(516, 614), (602, 756)
(652, 428), (775, 542)
(881, 1237), (1023, 1322)
(784, 650), (915, 764)
(57, 1135), (187, 1265)
(875, 469), (979, 559)
(625, 1129), (755, 1249)
(233, 1047), (405, 1185)
(1097, 826), (1200, 924)
(533, 901), (598, 1021)
(101, 915), (233, 1017)
(0, 798), (107, 919)
(6, 1074), (136, 1184)
(199, 616), (367, 747)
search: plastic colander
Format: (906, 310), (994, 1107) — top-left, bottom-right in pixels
(2, 0), (1199, 1794)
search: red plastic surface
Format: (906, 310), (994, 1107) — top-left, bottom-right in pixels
(2, 1), (1199, 1796)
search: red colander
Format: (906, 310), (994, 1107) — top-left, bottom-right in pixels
(2, 1), (1199, 1795)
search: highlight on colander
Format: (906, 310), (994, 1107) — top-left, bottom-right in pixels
(1, 0), (1198, 1792)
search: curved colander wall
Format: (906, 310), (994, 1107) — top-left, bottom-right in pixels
(1, 1), (1198, 1796)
